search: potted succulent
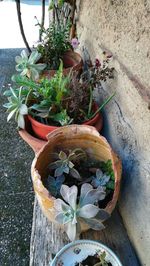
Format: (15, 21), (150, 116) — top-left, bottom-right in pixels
(33, 0), (82, 76)
(16, 0), (82, 76)
(31, 125), (122, 241)
(51, 240), (123, 266)
(3, 58), (115, 140)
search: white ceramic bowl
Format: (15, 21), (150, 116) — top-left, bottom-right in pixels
(50, 240), (123, 266)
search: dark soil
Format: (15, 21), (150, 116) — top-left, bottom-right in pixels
(44, 156), (114, 209)
(75, 255), (112, 265)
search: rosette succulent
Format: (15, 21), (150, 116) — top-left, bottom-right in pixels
(91, 169), (110, 189)
(3, 87), (28, 129)
(46, 175), (65, 197)
(15, 50), (46, 80)
(49, 149), (86, 180)
(54, 183), (110, 241)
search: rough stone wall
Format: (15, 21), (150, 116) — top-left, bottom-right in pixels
(76, 1), (150, 265)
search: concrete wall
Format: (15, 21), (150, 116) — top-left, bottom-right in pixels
(76, 1), (150, 265)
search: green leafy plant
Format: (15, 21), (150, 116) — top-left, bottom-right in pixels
(49, 149), (86, 180)
(15, 50), (46, 80)
(85, 91), (115, 121)
(36, 20), (71, 70)
(90, 160), (115, 191)
(4, 62), (70, 128)
(50, 109), (73, 126)
(34, 0), (76, 70)
(95, 251), (109, 266)
(48, 0), (65, 10)
(100, 160), (115, 181)
(4, 56), (115, 129)
(64, 73), (115, 124)
(54, 183), (110, 241)
(78, 251), (109, 266)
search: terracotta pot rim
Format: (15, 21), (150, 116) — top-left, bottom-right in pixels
(28, 102), (101, 129)
(43, 51), (82, 73)
(63, 50), (82, 63)
(18, 117), (103, 153)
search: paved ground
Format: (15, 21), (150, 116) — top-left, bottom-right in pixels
(0, 48), (34, 265)
(0, 1), (48, 265)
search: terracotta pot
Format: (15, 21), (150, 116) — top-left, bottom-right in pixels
(28, 103), (103, 140)
(31, 125), (122, 231)
(41, 51), (83, 79)
(18, 116), (46, 154)
(19, 114), (103, 153)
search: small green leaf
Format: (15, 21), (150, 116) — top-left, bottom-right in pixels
(59, 151), (67, 160)
(106, 180), (115, 190)
(48, 0), (54, 10)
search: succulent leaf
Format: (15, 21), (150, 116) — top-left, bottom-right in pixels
(54, 198), (70, 213)
(7, 108), (17, 122)
(69, 168), (81, 180)
(81, 217), (105, 231)
(60, 185), (77, 208)
(77, 204), (100, 218)
(95, 209), (110, 221)
(55, 213), (65, 224)
(28, 50), (41, 64)
(79, 186), (106, 207)
(18, 113), (25, 128)
(80, 183), (93, 199)
(19, 104), (28, 115)
(64, 222), (77, 242)
(55, 166), (65, 177)
(21, 50), (28, 59)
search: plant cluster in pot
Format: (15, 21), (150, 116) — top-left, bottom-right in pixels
(34, 0), (82, 77)
(31, 125), (122, 242)
(3, 53), (115, 142)
(51, 240), (123, 266)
